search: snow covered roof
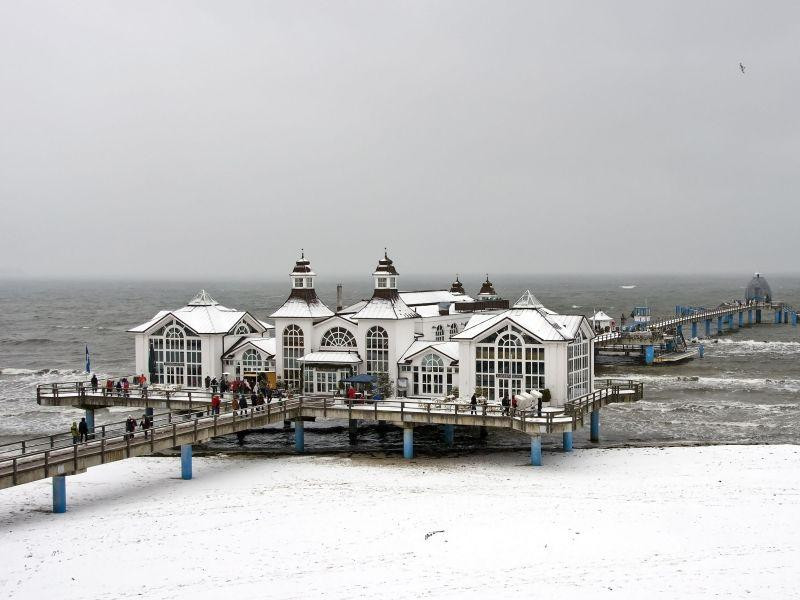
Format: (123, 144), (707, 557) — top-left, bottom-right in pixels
(398, 341), (459, 363)
(590, 311), (614, 323)
(223, 337), (277, 359)
(399, 290), (475, 306)
(129, 292), (263, 335)
(352, 296), (418, 320)
(257, 320), (275, 331)
(270, 296), (334, 319)
(453, 306), (588, 342)
(513, 290), (543, 309)
(298, 351), (362, 364)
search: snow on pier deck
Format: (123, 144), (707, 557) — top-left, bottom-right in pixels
(2, 381), (642, 491)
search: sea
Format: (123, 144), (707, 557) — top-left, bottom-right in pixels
(1, 274), (798, 453)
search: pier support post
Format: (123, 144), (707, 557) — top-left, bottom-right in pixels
(676, 324), (683, 337)
(691, 321), (698, 339)
(748, 309), (753, 325)
(84, 408), (95, 434)
(443, 424), (455, 447)
(775, 311), (781, 324)
(716, 316), (723, 334)
(348, 419), (358, 444)
(52, 476), (66, 513)
(294, 419), (305, 453)
(403, 426), (414, 459)
(784, 311), (789, 324)
(530, 436), (542, 466)
(590, 410), (600, 443)
(738, 312), (744, 327)
(704, 319), (711, 337)
(644, 345), (654, 366)
(180, 444), (192, 480)
(792, 312), (798, 327)
(562, 431), (573, 452)
(756, 309), (762, 324)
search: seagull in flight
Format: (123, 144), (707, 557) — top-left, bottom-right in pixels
(739, 62), (746, 74)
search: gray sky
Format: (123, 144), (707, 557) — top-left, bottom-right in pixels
(1, 1), (798, 279)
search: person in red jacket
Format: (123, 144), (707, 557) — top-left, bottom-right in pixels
(211, 394), (221, 415)
(346, 386), (356, 399)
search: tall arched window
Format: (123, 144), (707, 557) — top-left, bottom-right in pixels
(149, 320), (201, 387)
(434, 325), (444, 342)
(421, 353), (444, 395)
(321, 327), (357, 349)
(449, 323), (458, 337)
(242, 349), (263, 372)
(283, 325), (304, 391)
(165, 326), (185, 385)
(366, 326), (389, 375)
(475, 325), (544, 401)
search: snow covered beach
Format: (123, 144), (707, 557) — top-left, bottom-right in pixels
(1, 446), (799, 600)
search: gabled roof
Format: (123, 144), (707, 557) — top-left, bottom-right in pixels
(223, 337), (277, 359)
(590, 311), (614, 322)
(270, 296), (334, 319)
(398, 341), (460, 363)
(129, 292), (264, 335)
(452, 306), (589, 342)
(352, 296), (418, 320)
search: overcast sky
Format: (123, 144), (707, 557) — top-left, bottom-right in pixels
(1, 1), (798, 279)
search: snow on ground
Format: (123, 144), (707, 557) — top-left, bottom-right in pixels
(1, 445), (799, 600)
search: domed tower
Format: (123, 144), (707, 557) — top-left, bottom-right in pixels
(477, 275), (498, 300)
(270, 251), (333, 318)
(745, 273), (772, 303)
(449, 275), (465, 295)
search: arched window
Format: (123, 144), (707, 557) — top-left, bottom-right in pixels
(321, 327), (357, 349)
(234, 323), (251, 335)
(421, 353), (444, 395)
(283, 325), (304, 391)
(366, 326), (389, 375)
(434, 325), (444, 342)
(475, 325), (543, 401)
(449, 323), (458, 337)
(242, 349), (263, 372)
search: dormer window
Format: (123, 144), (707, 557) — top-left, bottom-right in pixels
(389, 277), (396, 288)
(377, 277), (388, 288)
(306, 277), (313, 288)
(294, 278), (304, 288)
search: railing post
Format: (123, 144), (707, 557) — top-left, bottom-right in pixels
(44, 450), (50, 477)
(73, 443), (78, 471)
(214, 414), (218, 436)
(12, 457), (18, 485)
(400, 401), (404, 421)
(172, 423), (177, 447)
(101, 438), (106, 463)
(50, 435), (54, 449)
(21, 440), (26, 455)
(193, 418), (198, 442)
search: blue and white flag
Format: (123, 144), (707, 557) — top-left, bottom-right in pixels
(85, 345), (91, 373)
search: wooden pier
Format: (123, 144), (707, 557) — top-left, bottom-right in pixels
(2, 379), (642, 499)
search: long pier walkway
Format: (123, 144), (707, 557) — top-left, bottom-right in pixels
(3, 380), (642, 511)
(595, 301), (797, 347)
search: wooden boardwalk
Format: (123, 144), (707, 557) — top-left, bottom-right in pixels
(2, 380), (642, 490)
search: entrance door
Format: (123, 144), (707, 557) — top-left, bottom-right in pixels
(166, 365), (184, 386)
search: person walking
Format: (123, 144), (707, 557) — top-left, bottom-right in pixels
(123, 378), (130, 398)
(266, 387), (273, 403)
(470, 393), (477, 415)
(211, 377), (218, 394)
(90, 374), (98, 393)
(239, 393), (248, 414)
(231, 395), (239, 412)
(106, 378), (113, 396)
(211, 394), (221, 415)
(115, 380), (122, 397)
(125, 415), (136, 439)
(205, 375), (211, 390)
(501, 393), (510, 416)
(70, 421), (79, 445)
(536, 396), (543, 418)
(78, 417), (89, 442)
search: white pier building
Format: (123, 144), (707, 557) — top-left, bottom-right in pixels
(130, 253), (595, 406)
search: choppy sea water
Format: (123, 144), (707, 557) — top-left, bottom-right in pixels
(1, 274), (798, 452)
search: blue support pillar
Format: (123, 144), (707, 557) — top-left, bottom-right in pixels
(775, 311), (781, 324)
(530, 436), (542, 466)
(738, 312), (744, 327)
(756, 309), (762, 323)
(691, 321), (698, 339)
(792, 312), (798, 327)
(294, 419), (305, 452)
(717, 316), (723, 333)
(705, 319), (711, 337)
(644, 345), (654, 365)
(84, 408), (95, 434)
(698, 343), (705, 358)
(443, 424), (454, 447)
(784, 311), (789, 324)
(748, 309), (753, 325)
(52, 476), (66, 513)
(676, 324), (683, 337)
(145, 407), (154, 417)
(562, 431), (573, 452)
(180, 444), (192, 480)
(403, 426), (414, 459)
(590, 410), (600, 443)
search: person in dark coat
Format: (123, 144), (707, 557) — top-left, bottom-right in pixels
(210, 377), (218, 394)
(501, 393), (510, 416)
(90, 374), (98, 393)
(205, 375), (211, 390)
(537, 396), (543, 417)
(239, 393), (248, 414)
(266, 387), (273, 403)
(470, 393), (477, 414)
(78, 417), (89, 442)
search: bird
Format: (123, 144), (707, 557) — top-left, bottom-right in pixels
(739, 62), (746, 74)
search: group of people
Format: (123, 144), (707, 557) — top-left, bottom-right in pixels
(125, 413), (152, 439)
(94, 374), (149, 398)
(467, 392), (544, 417)
(70, 417), (90, 444)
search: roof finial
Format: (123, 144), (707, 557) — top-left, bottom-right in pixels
(384, 247), (388, 259)
(301, 248), (304, 259)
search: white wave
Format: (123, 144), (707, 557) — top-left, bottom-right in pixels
(605, 373), (800, 392)
(0, 368), (38, 375)
(710, 339), (800, 356)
